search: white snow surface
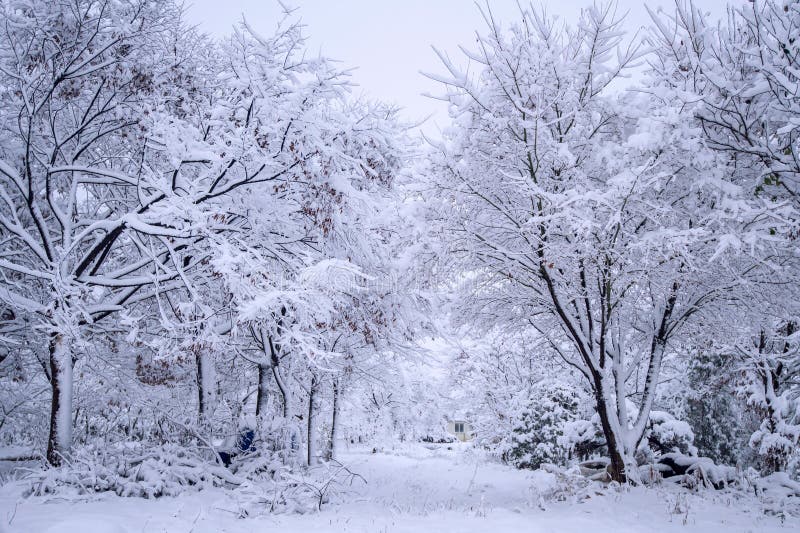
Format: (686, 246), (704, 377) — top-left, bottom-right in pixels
(0, 443), (796, 533)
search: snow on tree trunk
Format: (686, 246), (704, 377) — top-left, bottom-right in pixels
(195, 349), (216, 424)
(274, 366), (290, 419)
(307, 374), (318, 466)
(589, 371), (644, 484)
(593, 385), (628, 482)
(46, 333), (72, 466)
(256, 364), (270, 417)
(325, 378), (340, 462)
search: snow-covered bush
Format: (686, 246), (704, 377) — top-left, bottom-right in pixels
(507, 382), (582, 470)
(735, 325), (800, 475)
(646, 411), (696, 456)
(749, 421), (800, 476)
(22, 440), (360, 514)
(26, 443), (239, 498)
(561, 418), (606, 462)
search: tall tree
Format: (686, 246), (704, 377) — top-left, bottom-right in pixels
(648, 0), (800, 473)
(0, 0), (407, 465)
(426, 3), (748, 481)
(0, 0), (208, 464)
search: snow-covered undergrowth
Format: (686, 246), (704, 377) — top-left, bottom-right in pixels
(22, 444), (239, 499)
(1, 443), (797, 533)
(4, 442), (366, 516)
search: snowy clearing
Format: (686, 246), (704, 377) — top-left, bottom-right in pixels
(1, 444), (795, 533)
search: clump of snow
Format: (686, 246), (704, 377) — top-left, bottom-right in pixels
(655, 453), (739, 490)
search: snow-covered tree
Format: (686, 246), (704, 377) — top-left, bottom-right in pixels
(426, 3), (752, 482)
(0, 0), (217, 465)
(684, 349), (751, 465)
(0, 0), (417, 468)
(648, 0), (800, 474)
(183, 21), (423, 465)
(739, 325), (800, 474)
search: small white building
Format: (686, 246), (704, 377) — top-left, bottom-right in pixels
(446, 419), (474, 442)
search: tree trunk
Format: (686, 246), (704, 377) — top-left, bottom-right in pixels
(256, 363), (270, 417)
(196, 349), (215, 424)
(266, 334), (289, 418)
(307, 374), (318, 466)
(325, 378), (340, 461)
(273, 366), (289, 418)
(46, 333), (73, 466)
(593, 384), (628, 483)
(263, 336), (294, 453)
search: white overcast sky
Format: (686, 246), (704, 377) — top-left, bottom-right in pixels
(186, 1), (736, 135)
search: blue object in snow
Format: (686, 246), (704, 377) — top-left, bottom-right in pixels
(237, 429), (255, 453)
(219, 428), (256, 467)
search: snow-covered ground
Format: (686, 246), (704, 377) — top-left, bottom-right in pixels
(0, 444), (796, 533)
